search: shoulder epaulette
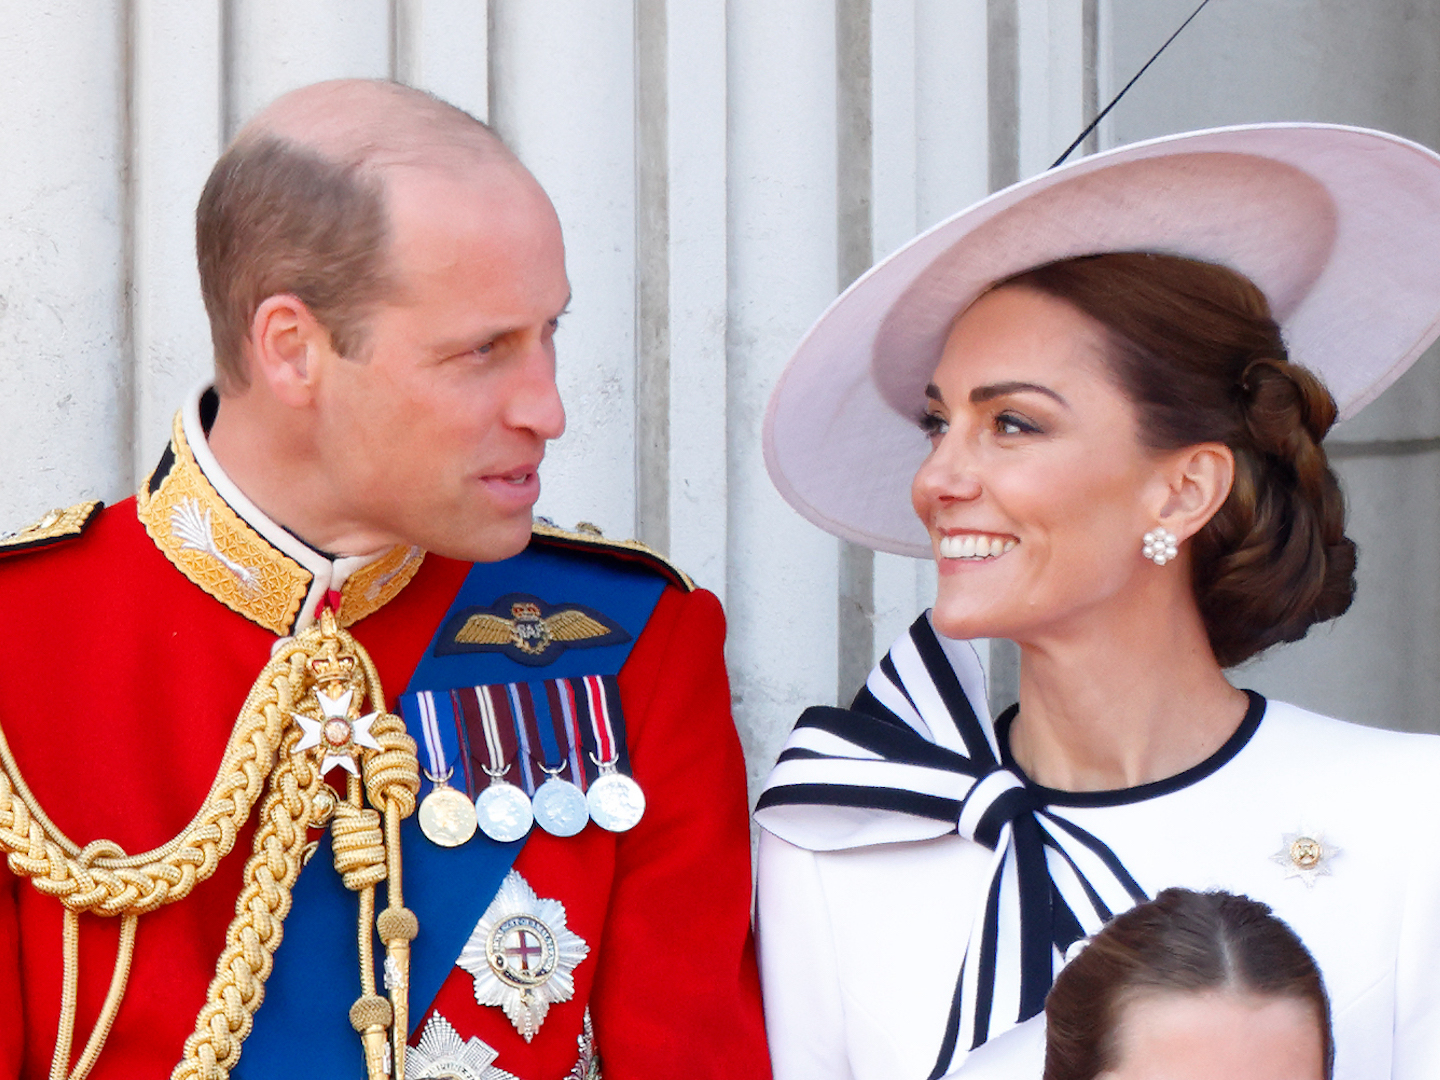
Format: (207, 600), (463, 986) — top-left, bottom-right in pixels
(531, 520), (695, 593)
(0, 500), (104, 559)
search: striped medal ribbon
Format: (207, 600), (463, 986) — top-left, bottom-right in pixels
(467, 685), (535, 843)
(580, 676), (646, 832)
(515, 681), (590, 837)
(413, 691), (478, 847)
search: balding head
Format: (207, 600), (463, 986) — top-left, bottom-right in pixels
(197, 79), (535, 392)
(238, 79), (516, 174)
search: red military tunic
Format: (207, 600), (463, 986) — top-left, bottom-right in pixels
(0, 396), (768, 1080)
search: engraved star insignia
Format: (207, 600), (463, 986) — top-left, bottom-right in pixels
(292, 687), (382, 776)
(457, 870), (590, 1041)
(1270, 829), (1341, 887)
(407, 1012), (518, 1080)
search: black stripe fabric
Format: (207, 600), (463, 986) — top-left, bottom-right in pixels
(754, 782), (957, 823)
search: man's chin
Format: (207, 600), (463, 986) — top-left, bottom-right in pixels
(421, 514), (535, 564)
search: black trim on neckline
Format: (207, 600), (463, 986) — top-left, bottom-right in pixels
(146, 443), (176, 495)
(994, 689), (1266, 808)
(199, 387), (220, 433)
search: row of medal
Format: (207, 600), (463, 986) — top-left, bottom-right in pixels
(419, 756), (646, 848)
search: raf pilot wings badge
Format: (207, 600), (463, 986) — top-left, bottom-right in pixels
(435, 592), (630, 666)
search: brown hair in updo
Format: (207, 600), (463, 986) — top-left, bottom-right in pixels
(1003, 252), (1355, 667)
(1044, 888), (1333, 1080)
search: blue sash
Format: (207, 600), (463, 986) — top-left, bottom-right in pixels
(236, 541), (665, 1077)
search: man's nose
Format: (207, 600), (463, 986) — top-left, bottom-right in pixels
(509, 342), (566, 440)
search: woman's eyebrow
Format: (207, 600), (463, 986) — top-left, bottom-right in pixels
(924, 382), (944, 403)
(969, 381), (1070, 408)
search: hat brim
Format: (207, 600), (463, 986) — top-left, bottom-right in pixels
(763, 123), (1440, 558)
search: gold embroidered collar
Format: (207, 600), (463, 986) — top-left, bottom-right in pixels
(136, 388), (424, 635)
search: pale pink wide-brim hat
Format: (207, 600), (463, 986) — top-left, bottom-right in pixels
(763, 123), (1440, 558)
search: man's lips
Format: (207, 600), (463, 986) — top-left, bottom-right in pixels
(478, 464), (542, 504)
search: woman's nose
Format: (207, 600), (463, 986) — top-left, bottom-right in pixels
(912, 432), (984, 507)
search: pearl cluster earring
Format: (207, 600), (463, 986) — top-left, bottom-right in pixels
(1142, 527), (1178, 566)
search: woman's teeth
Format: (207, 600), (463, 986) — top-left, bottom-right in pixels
(938, 534), (1016, 560)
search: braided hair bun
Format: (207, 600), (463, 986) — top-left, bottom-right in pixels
(1005, 253), (1356, 668)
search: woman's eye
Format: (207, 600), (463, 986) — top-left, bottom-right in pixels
(919, 412), (949, 439)
(995, 412), (1036, 436)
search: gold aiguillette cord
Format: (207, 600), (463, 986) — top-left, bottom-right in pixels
(0, 610), (419, 1080)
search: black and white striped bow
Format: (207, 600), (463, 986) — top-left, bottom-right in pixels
(755, 615), (1147, 1077)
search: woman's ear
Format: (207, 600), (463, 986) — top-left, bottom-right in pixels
(243, 293), (332, 408)
(1156, 442), (1235, 541)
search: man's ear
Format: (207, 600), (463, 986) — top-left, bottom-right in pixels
(244, 294), (332, 407)
(1155, 442), (1236, 542)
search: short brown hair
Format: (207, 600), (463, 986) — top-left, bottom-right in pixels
(1044, 888), (1333, 1080)
(196, 135), (392, 392)
(1005, 253), (1355, 667)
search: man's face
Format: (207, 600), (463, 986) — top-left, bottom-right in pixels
(310, 161), (569, 562)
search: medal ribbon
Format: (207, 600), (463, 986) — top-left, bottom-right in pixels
(400, 691), (469, 794)
(755, 615), (1163, 1076)
(545, 679), (591, 790)
(459, 685), (525, 797)
(583, 676), (616, 764)
(513, 682), (573, 783)
(504, 684), (543, 792)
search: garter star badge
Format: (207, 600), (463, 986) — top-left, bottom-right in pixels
(407, 1012), (518, 1080)
(458, 870), (590, 1041)
(1271, 829), (1341, 887)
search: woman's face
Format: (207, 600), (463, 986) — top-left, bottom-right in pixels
(1099, 990), (1326, 1080)
(911, 285), (1177, 643)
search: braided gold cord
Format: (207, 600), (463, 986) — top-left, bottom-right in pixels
(171, 614), (419, 1080)
(0, 645), (308, 913)
(171, 725), (323, 1080)
(50, 913), (138, 1080)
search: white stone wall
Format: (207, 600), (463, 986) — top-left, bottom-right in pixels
(2, 2), (1438, 802)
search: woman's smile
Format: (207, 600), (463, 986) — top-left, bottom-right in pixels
(936, 531), (1017, 560)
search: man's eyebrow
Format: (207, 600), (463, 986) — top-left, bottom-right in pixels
(969, 381), (1070, 408)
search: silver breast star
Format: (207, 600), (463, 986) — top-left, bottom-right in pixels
(407, 1012), (517, 1080)
(1270, 829), (1340, 887)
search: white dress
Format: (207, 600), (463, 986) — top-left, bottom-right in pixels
(755, 617), (1440, 1080)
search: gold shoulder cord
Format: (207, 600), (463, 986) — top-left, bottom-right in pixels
(0, 610), (420, 1080)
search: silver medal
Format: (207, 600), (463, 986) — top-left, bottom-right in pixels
(476, 779), (534, 843)
(420, 781), (479, 847)
(586, 770), (646, 832)
(531, 776), (589, 837)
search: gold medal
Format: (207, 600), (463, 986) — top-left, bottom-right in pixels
(419, 769), (479, 847)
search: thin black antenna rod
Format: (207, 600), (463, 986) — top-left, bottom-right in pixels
(1051, 0), (1215, 169)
